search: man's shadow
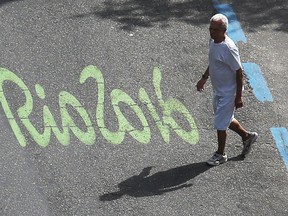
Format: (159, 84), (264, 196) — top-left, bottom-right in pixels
(99, 162), (212, 201)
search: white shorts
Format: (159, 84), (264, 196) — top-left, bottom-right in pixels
(213, 94), (235, 130)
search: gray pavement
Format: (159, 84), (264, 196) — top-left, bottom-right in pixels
(0, 0), (288, 215)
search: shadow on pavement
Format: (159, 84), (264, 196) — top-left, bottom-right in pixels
(0, 0), (21, 7)
(99, 162), (212, 201)
(70, 0), (213, 31)
(227, 154), (245, 162)
(234, 0), (288, 32)
(70, 0), (288, 32)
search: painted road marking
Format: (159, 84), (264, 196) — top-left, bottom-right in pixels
(243, 62), (273, 102)
(270, 128), (288, 170)
(0, 66), (199, 147)
(212, 0), (247, 43)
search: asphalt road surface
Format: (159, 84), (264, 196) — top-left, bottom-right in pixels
(0, 0), (288, 215)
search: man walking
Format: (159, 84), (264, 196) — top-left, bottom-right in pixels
(196, 14), (258, 166)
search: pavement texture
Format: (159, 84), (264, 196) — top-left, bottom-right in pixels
(0, 0), (288, 215)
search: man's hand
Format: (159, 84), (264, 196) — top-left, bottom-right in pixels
(196, 79), (207, 92)
(235, 96), (243, 109)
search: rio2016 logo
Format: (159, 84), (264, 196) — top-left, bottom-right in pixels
(0, 65), (199, 147)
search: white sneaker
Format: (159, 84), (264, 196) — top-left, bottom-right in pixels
(242, 132), (258, 156)
(207, 152), (228, 166)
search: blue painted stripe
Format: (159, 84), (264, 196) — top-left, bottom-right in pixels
(270, 127), (288, 170)
(212, 0), (247, 43)
(243, 62), (273, 102)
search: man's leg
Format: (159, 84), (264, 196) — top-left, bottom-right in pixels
(217, 130), (227, 155)
(229, 118), (258, 155)
(228, 118), (249, 141)
(207, 95), (231, 165)
(207, 130), (228, 166)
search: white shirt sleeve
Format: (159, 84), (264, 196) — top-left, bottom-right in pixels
(224, 46), (242, 72)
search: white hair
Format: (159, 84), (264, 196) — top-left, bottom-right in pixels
(210, 14), (228, 30)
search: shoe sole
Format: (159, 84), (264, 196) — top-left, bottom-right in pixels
(206, 159), (227, 166)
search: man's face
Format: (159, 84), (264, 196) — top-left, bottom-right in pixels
(209, 20), (226, 42)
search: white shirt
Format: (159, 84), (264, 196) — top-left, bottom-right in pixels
(209, 36), (242, 96)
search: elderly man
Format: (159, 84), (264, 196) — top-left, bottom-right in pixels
(196, 14), (258, 166)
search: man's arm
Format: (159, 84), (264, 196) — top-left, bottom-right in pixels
(196, 66), (209, 92)
(235, 68), (244, 109)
